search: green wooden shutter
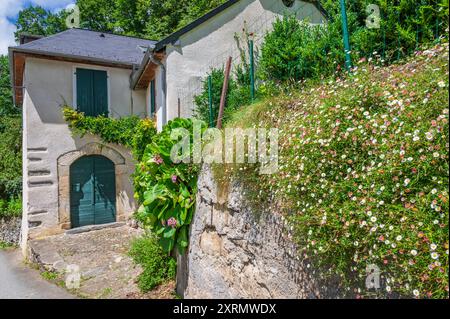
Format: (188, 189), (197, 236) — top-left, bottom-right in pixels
(76, 68), (108, 117)
(76, 69), (94, 116)
(93, 70), (108, 116)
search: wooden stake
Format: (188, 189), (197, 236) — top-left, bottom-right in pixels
(177, 98), (181, 118)
(217, 56), (232, 129)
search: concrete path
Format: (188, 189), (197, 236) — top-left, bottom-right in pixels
(0, 249), (74, 299)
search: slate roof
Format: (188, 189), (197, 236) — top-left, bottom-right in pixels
(10, 28), (156, 66)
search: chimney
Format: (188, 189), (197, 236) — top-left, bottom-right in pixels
(19, 34), (44, 45)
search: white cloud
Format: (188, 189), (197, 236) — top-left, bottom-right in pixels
(0, 17), (17, 55)
(0, 0), (75, 55)
(0, 0), (23, 55)
(31, 0), (74, 8)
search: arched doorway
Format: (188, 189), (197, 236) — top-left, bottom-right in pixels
(70, 155), (116, 228)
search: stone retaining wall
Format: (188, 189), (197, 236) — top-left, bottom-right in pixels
(0, 217), (21, 245)
(177, 165), (342, 299)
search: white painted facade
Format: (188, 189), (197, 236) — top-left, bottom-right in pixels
(161, 0), (326, 125)
(21, 57), (147, 253)
(17, 0), (327, 253)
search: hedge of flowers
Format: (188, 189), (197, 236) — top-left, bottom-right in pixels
(221, 43), (449, 298)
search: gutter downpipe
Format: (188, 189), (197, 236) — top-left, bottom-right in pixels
(149, 50), (167, 129)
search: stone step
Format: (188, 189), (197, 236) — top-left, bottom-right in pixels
(65, 222), (126, 235)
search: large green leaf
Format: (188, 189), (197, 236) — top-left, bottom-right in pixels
(143, 184), (168, 205)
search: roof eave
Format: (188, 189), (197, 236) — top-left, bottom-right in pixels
(131, 49), (151, 89)
(131, 48), (165, 90)
(9, 46), (136, 69)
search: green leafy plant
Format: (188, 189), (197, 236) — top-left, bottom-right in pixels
(129, 233), (177, 292)
(63, 107), (156, 161)
(134, 118), (207, 253)
(63, 108), (203, 254)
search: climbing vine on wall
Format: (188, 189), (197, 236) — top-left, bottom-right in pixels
(63, 107), (205, 254)
(63, 107), (156, 161)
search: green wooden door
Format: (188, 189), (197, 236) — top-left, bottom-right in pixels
(76, 68), (108, 117)
(70, 155), (116, 228)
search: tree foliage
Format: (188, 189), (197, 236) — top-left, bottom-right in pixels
(0, 115), (22, 200)
(14, 0), (227, 40)
(14, 5), (69, 41)
(0, 56), (17, 116)
(0, 56), (21, 201)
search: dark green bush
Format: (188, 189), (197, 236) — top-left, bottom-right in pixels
(258, 1), (449, 84)
(129, 233), (177, 292)
(0, 56), (19, 116)
(194, 67), (252, 126)
(0, 197), (22, 219)
(259, 15), (343, 83)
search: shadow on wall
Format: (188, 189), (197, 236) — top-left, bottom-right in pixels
(73, 138), (137, 219)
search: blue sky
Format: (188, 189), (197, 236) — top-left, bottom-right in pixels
(0, 0), (75, 55)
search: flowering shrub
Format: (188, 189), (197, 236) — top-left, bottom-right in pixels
(134, 118), (207, 253)
(220, 43), (449, 298)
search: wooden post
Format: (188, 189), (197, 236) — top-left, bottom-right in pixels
(217, 56), (232, 129)
(249, 39), (255, 101)
(177, 98), (181, 118)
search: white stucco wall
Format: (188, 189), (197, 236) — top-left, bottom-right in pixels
(21, 57), (145, 253)
(164, 0), (326, 123)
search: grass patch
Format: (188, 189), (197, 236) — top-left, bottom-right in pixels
(40, 270), (59, 281)
(0, 241), (16, 250)
(129, 233), (177, 293)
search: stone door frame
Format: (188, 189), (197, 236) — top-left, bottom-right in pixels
(57, 142), (127, 230)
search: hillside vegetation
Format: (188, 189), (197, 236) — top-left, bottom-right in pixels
(217, 42), (449, 298)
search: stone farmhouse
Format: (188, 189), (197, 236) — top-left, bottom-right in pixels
(8, 0), (326, 253)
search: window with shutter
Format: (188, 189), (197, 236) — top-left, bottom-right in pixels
(76, 68), (108, 117)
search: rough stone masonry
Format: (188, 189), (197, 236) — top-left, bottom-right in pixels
(177, 165), (342, 299)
